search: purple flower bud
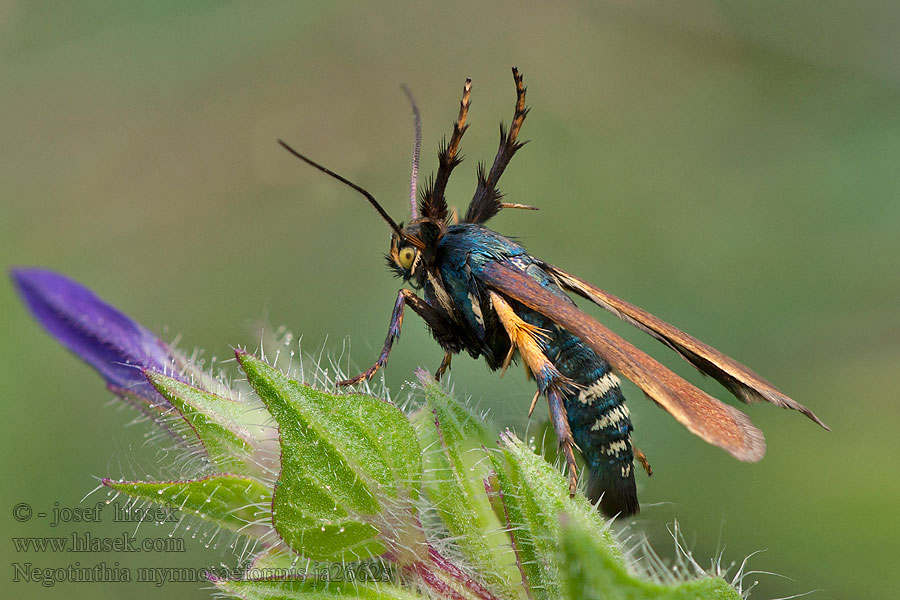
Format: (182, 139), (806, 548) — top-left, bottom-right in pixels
(11, 268), (181, 408)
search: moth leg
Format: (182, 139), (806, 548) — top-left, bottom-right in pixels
(486, 67), (528, 184)
(547, 386), (579, 496)
(490, 290), (578, 495)
(499, 345), (515, 376)
(340, 289), (454, 386)
(634, 447), (653, 477)
(528, 389), (540, 417)
(339, 290), (407, 386)
(499, 202), (538, 211)
(435, 352), (453, 381)
(401, 290), (458, 380)
(465, 67), (529, 224)
(400, 287), (455, 332)
(426, 78), (472, 221)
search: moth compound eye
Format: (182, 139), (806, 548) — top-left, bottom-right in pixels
(398, 247), (417, 270)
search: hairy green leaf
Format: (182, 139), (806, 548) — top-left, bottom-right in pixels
(559, 518), (740, 600)
(414, 372), (519, 598)
(213, 576), (417, 600)
(145, 371), (255, 472)
(103, 474), (271, 536)
(236, 351), (424, 562)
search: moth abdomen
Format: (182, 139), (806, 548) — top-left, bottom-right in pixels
(564, 360), (638, 517)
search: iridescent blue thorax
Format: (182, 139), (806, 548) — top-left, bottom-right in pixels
(416, 223), (588, 366)
(430, 224), (533, 367)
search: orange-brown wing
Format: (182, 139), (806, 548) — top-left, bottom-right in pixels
(480, 260), (766, 462)
(539, 261), (828, 430)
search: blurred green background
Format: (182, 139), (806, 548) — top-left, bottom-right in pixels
(2, 2), (898, 598)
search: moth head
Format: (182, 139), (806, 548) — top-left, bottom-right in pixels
(387, 223), (427, 286)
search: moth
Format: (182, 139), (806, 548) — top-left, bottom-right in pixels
(279, 68), (828, 516)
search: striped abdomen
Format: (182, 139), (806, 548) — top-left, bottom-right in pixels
(546, 326), (639, 516)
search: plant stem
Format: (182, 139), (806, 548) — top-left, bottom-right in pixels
(401, 544), (502, 600)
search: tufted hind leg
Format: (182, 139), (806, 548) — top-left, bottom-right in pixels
(490, 290), (579, 495)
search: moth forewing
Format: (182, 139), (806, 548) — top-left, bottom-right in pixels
(480, 260), (767, 462)
(539, 261), (829, 430)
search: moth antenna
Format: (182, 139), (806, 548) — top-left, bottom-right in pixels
(278, 139), (405, 239)
(400, 84), (422, 221)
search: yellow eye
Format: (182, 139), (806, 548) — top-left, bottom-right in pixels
(398, 247), (417, 269)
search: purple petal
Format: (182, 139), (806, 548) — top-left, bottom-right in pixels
(11, 268), (179, 406)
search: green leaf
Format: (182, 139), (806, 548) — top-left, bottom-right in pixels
(559, 519), (741, 600)
(488, 435), (563, 599)
(247, 548), (392, 586)
(247, 546), (301, 572)
(499, 431), (620, 556)
(416, 370), (495, 445)
(236, 351), (424, 563)
(145, 370), (255, 472)
(413, 372), (519, 598)
(103, 474), (271, 536)
(488, 430), (624, 599)
(213, 576), (418, 600)
(491, 431), (740, 600)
